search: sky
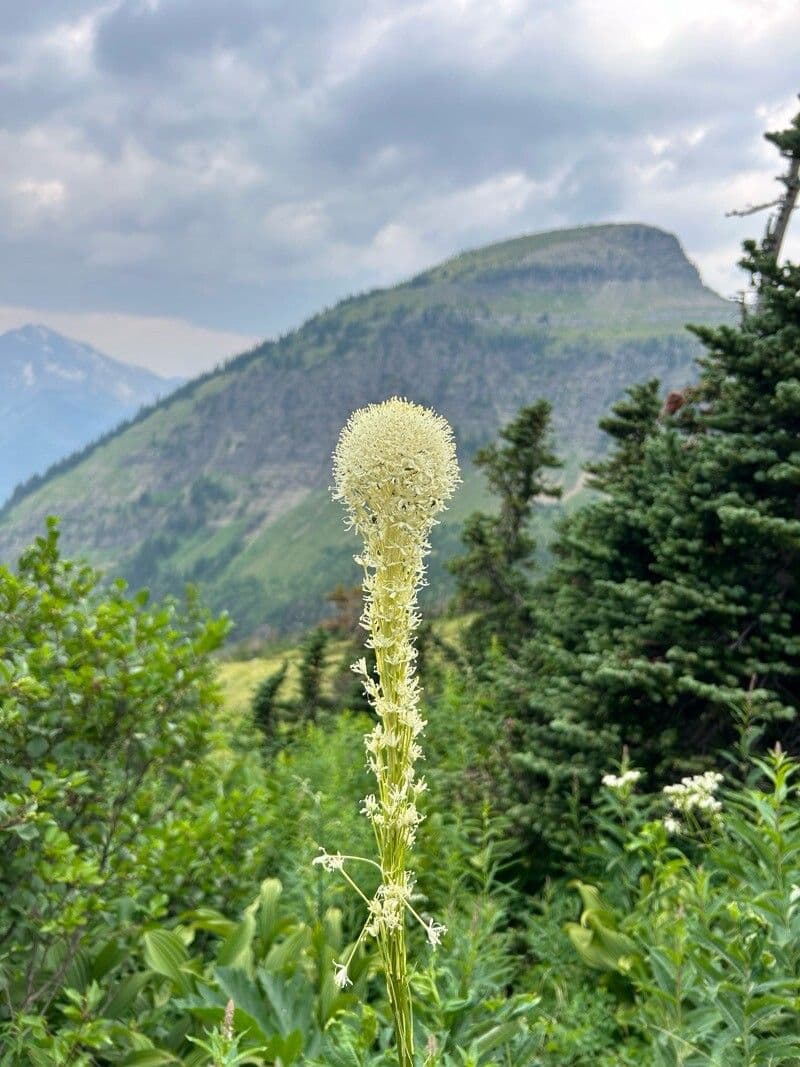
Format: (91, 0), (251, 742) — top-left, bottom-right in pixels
(1, 0), (799, 377)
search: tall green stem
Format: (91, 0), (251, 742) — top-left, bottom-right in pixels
(325, 397), (460, 1066)
(373, 555), (416, 1066)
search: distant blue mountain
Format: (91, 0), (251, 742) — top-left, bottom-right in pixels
(0, 325), (181, 504)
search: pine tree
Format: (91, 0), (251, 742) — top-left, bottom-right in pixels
(449, 400), (561, 656)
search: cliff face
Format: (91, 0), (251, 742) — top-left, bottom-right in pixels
(0, 224), (731, 635)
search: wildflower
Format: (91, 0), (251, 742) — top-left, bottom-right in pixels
(312, 849), (345, 872)
(332, 397), (460, 547)
(663, 770), (723, 828)
(663, 815), (682, 835)
(351, 657), (369, 678)
(317, 398), (460, 1067)
(601, 769), (642, 791)
(426, 920), (447, 948)
(333, 961), (352, 989)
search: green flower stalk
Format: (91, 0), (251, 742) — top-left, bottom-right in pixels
(315, 397), (460, 1067)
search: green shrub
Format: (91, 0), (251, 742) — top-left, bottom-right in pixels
(566, 749), (800, 1065)
(0, 520), (228, 1051)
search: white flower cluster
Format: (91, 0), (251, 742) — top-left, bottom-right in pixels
(317, 399), (459, 1002)
(331, 396), (460, 546)
(312, 849), (345, 872)
(366, 875), (413, 938)
(663, 770), (724, 832)
(601, 769), (642, 791)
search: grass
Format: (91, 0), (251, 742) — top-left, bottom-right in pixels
(217, 613), (470, 718)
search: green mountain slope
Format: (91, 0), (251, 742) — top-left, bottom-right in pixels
(0, 223), (731, 635)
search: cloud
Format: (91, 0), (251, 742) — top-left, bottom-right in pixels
(0, 0), (798, 372)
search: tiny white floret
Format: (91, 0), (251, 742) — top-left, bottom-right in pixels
(333, 961), (352, 989)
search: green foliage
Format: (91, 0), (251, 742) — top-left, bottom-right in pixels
(2, 115), (798, 1061)
(564, 750), (800, 1065)
(0, 519), (228, 1035)
(297, 629), (331, 722)
(251, 661), (289, 744)
(248, 629), (336, 746)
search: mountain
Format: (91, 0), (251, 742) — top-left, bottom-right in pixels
(0, 325), (181, 503)
(0, 224), (732, 636)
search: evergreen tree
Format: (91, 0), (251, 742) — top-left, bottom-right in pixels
(449, 400), (561, 655)
(503, 113), (800, 873)
(297, 627), (330, 721)
(251, 660), (288, 743)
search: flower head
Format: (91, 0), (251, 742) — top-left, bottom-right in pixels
(426, 920), (447, 947)
(332, 397), (460, 544)
(663, 771), (723, 815)
(601, 769), (642, 792)
(663, 770), (723, 828)
(333, 960), (352, 989)
(313, 849), (345, 872)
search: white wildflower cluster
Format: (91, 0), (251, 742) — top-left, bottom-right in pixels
(312, 849), (345, 872)
(601, 769), (642, 792)
(663, 770), (724, 833)
(366, 875), (414, 937)
(318, 399), (460, 1009)
(331, 396), (460, 549)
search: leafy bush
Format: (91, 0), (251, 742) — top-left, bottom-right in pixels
(0, 520), (228, 1052)
(565, 750), (800, 1065)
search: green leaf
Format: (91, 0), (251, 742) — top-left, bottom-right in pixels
(143, 929), (194, 994)
(217, 911), (256, 969)
(104, 971), (154, 1020)
(117, 1052), (180, 1066)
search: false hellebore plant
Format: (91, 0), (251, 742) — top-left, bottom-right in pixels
(315, 397), (460, 1066)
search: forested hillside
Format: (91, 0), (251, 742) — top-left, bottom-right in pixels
(0, 224), (729, 635)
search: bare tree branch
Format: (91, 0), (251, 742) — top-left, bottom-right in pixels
(725, 197), (783, 217)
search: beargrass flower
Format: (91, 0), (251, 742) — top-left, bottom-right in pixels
(317, 397), (459, 1067)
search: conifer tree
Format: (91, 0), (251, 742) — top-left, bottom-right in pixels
(297, 627), (330, 720)
(504, 110), (800, 868)
(251, 660), (288, 744)
(449, 400), (561, 655)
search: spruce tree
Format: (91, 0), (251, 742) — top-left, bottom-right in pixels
(297, 627), (330, 721)
(504, 111), (800, 869)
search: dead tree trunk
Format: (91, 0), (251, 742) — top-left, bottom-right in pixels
(726, 98), (800, 311)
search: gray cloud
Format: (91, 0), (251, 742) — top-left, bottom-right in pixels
(0, 0), (798, 374)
